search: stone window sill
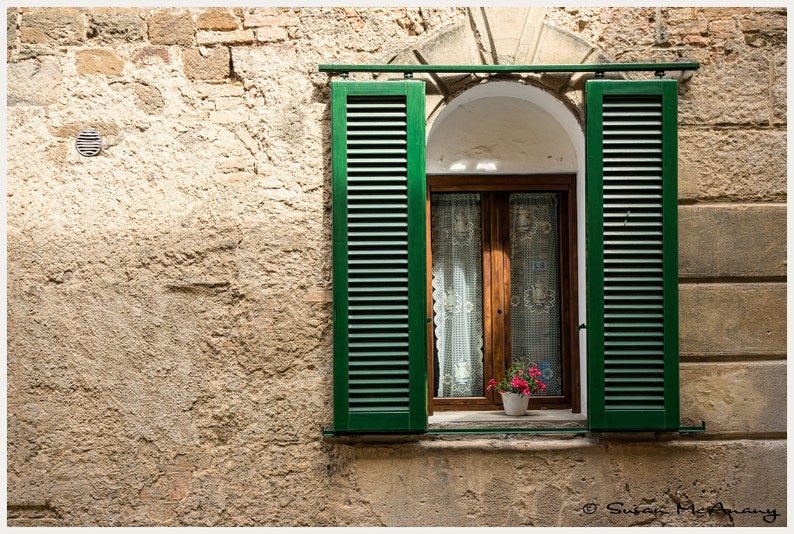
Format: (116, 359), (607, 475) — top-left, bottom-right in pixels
(428, 409), (588, 432)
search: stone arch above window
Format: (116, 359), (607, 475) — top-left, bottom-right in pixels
(380, 7), (614, 121)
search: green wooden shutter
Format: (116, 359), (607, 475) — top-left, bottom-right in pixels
(331, 80), (427, 433)
(586, 79), (679, 431)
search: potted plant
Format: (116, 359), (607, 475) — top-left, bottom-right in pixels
(486, 362), (547, 416)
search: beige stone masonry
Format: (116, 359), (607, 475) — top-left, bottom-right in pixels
(88, 8), (147, 43)
(681, 57), (776, 125)
(196, 29), (254, 46)
(678, 129), (787, 201)
(7, 57), (64, 106)
(679, 204), (786, 278)
(197, 9), (240, 31)
(680, 361), (786, 434)
(148, 10), (194, 46)
(20, 8), (85, 45)
(182, 47), (230, 80)
(679, 283), (786, 357)
(75, 48), (125, 76)
(243, 13), (300, 27)
(131, 46), (171, 66)
(351, 440), (786, 527)
(256, 27), (288, 42)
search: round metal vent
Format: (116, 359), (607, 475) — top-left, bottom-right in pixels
(75, 128), (103, 157)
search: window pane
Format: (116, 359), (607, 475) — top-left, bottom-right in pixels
(431, 193), (484, 397)
(509, 193), (562, 396)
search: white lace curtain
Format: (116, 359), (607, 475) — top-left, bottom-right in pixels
(509, 193), (561, 396)
(431, 193), (484, 397)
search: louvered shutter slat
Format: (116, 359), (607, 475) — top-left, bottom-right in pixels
(586, 80), (680, 431)
(332, 81), (427, 433)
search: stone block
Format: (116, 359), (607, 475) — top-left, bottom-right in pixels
(678, 128), (786, 202)
(771, 55), (786, 124)
(20, 8), (85, 46)
(513, 7), (547, 64)
(148, 10), (194, 46)
(679, 204), (786, 278)
(235, 128), (259, 154)
(352, 440), (786, 526)
(75, 48), (125, 76)
(681, 53), (771, 125)
(533, 22), (595, 65)
(88, 8), (146, 43)
(182, 47), (230, 80)
(197, 9), (240, 31)
(131, 46), (171, 66)
(243, 13), (300, 27)
(473, 7), (546, 64)
(707, 19), (738, 34)
(699, 7), (753, 17)
(196, 29), (254, 46)
(400, 21), (479, 87)
(679, 283), (786, 357)
(663, 7), (697, 24)
(256, 27), (288, 42)
(130, 82), (165, 115)
(8, 8), (18, 50)
(740, 14), (787, 33)
(7, 57), (63, 106)
(680, 361), (786, 434)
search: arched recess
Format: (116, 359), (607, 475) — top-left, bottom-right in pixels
(426, 80), (588, 413)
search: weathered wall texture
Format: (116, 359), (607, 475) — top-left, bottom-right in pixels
(6, 6), (786, 527)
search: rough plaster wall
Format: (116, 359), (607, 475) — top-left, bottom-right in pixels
(6, 6), (787, 527)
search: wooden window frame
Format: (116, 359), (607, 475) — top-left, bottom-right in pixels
(426, 174), (580, 414)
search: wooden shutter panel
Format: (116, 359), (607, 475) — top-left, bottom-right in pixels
(586, 80), (680, 431)
(332, 81), (427, 433)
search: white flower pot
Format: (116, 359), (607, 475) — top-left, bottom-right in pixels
(500, 391), (530, 416)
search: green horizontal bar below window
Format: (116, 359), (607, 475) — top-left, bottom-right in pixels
(321, 421), (706, 436)
(319, 62), (700, 74)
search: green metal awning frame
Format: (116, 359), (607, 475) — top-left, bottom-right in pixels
(319, 62), (700, 77)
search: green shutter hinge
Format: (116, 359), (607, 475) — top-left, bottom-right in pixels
(577, 323), (587, 331)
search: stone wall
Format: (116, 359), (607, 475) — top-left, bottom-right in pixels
(6, 7), (787, 527)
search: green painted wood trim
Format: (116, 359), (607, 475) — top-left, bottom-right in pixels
(660, 79), (681, 430)
(585, 81), (607, 430)
(319, 62), (700, 75)
(331, 81), (351, 432)
(585, 79), (680, 431)
(404, 81), (429, 432)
